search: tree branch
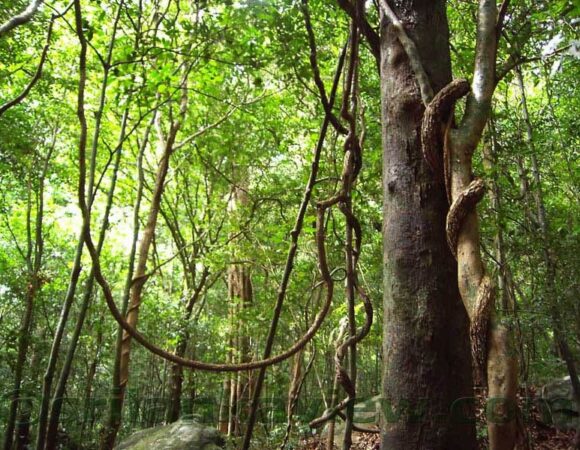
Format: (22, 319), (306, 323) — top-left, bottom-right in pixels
(458, 0), (498, 150)
(0, 17), (53, 117)
(496, 0), (511, 38)
(495, 44), (572, 83)
(0, 2), (73, 117)
(0, 0), (44, 38)
(173, 94), (265, 150)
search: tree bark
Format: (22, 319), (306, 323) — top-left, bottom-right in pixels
(443, 1), (519, 447)
(379, 1), (476, 448)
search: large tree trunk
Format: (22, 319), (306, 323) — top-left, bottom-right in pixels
(379, 1), (476, 448)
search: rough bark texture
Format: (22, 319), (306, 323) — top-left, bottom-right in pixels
(380, 1), (476, 448)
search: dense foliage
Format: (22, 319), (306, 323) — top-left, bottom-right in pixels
(0, 0), (577, 449)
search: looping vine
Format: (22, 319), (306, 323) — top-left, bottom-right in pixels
(71, 0), (354, 373)
(471, 274), (494, 377)
(446, 177), (486, 257)
(420, 78), (470, 186)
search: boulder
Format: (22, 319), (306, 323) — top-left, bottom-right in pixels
(116, 420), (225, 450)
(538, 376), (580, 430)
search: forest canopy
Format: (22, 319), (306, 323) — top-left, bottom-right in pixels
(0, 0), (578, 449)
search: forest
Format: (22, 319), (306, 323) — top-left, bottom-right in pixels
(0, 0), (578, 449)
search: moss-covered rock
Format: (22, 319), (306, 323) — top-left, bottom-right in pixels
(539, 376), (580, 430)
(116, 420), (225, 450)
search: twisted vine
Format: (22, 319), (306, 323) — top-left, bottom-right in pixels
(420, 78), (470, 190)
(421, 78), (494, 379)
(309, 24), (373, 433)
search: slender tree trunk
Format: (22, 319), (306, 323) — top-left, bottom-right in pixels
(45, 108), (128, 449)
(14, 344), (40, 450)
(101, 103), (184, 448)
(165, 274), (211, 424)
(99, 2), (147, 443)
(166, 343), (186, 423)
(326, 323), (348, 450)
(37, 6), (124, 445)
(3, 281), (37, 450)
(280, 349), (314, 450)
(326, 371), (340, 450)
(161, 194), (213, 424)
(218, 357), (233, 434)
(81, 308), (105, 435)
(36, 236), (83, 450)
(482, 133), (510, 311)
(101, 115), (150, 450)
(379, 1), (476, 449)
(287, 351), (303, 419)
(45, 127), (125, 450)
(41, 258), (90, 445)
(240, 44), (347, 450)
(228, 262), (252, 435)
(225, 178), (253, 436)
(3, 144), (52, 450)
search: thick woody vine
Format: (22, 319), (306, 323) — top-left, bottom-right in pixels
(307, 13), (373, 435)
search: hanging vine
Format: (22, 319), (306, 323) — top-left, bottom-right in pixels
(308, 13), (373, 441)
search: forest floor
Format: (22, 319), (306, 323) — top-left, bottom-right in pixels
(297, 388), (577, 449)
(298, 425), (576, 450)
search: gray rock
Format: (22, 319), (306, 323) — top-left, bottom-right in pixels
(116, 420), (225, 450)
(539, 376), (580, 430)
